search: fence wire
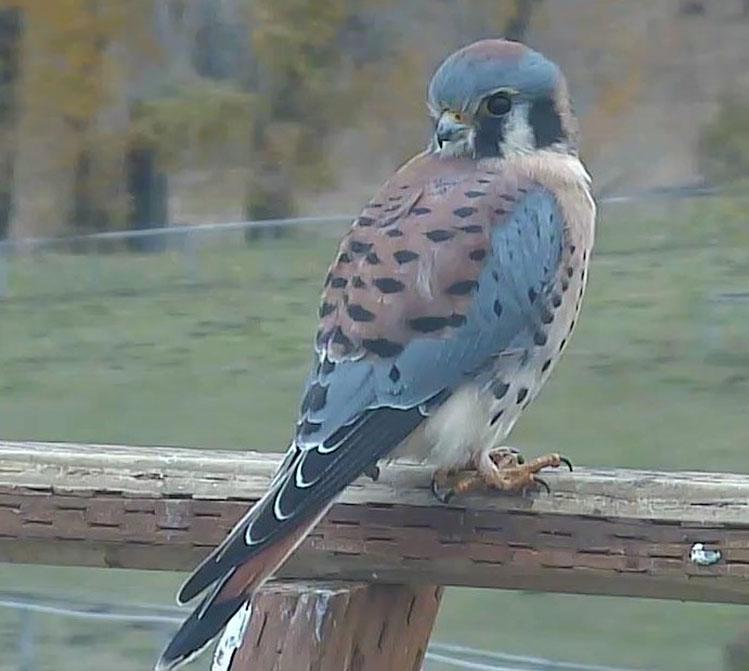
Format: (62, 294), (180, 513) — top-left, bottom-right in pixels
(0, 592), (651, 671)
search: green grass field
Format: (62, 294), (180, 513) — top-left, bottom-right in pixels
(1, 196), (748, 670)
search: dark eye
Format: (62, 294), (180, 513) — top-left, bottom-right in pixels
(486, 92), (512, 116)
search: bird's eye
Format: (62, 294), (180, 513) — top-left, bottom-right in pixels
(485, 92), (512, 116)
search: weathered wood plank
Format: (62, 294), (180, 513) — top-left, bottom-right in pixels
(216, 582), (442, 671)
(1, 441), (748, 604)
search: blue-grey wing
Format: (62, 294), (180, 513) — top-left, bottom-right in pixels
(178, 184), (565, 603)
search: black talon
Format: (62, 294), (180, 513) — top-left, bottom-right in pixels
(365, 463), (381, 482)
(431, 478), (454, 504)
(534, 476), (551, 494)
(559, 456), (573, 472)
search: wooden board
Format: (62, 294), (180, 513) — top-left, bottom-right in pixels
(1, 441), (749, 604)
(217, 582), (442, 671)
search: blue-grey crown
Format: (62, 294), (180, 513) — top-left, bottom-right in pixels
(428, 39), (562, 112)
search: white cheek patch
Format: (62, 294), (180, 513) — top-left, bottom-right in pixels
(501, 102), (535, 155)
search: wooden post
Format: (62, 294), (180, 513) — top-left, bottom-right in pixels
(216, 582), (442, 671)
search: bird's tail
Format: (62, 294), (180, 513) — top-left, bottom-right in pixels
(154, 507), (327, 671)
(155, 404), (426, 671)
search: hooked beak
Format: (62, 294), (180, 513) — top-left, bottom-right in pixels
(435, 110), (470, 148)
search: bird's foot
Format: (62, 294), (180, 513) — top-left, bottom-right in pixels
(431, 449), (572, 503)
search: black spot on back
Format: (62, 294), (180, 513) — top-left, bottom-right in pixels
(350, 240), (373, 254)
(493, 300), (503, 317)
(389, 365), (401, 383)
(464, 191), (485, 198)
(373, 277), (405, 294)
(453, 206), (477, 218)
(469, 249), (487, 261)
(363, 338), (403, 358)
(386, 228), (404, 237)
(541, 358), (552, 372)
(394, 250), (419, 264)
(365, 252), (380, 265)
(409, 314), (465, 333)
(446, 280), (478, 296)
(347, 304), (375, 322)
(491, 380), (509, 399)
(299, 419), (322, 437)
(528, 288), (538, 303)
(332, 326), (353, 351)
(516, 388), (528, 404)
(458, 224), (483, 233)
(352, 276), (366, 289)
(409, 316), (449, 333)
(319, 302), (335, 318)
(490, 409), (505, 425)
(533, 331), (548, 346)
(305, 384), (328, 412)
(357, 216), (375, 227)
(330, 277), (347, 289)
(338, 252), (352, 264)
(426, 229), (455, 242)
(412, 207), (431, 215)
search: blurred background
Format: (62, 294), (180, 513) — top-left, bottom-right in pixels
(0, 0), (748, 669)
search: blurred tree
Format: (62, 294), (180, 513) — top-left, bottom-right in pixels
(698, 96), (749, 185)
(238, 0), (389, 238)
(1, 0), (158, 238)
(0, 5), (21, 240)
(503, 0), (545, 41)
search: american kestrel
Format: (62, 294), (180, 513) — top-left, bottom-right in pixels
(157, 38), (595, 670)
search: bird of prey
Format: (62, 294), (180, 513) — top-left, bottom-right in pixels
(157, 38), (595, 670)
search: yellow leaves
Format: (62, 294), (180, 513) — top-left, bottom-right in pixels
(132, 81), (255, 168)
(247, 0), (348, 79)
(20, 0), (156, 128)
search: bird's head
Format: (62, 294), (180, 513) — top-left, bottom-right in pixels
(427, 39), (578, 160)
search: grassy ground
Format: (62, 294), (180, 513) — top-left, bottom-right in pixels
(1, 196), (748, 670)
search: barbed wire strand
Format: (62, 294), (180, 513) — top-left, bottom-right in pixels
(429, 643), (648, 671)
(1, 183), (747, 253)
(0, 592), (650, 671)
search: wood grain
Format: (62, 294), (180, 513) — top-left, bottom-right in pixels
(1, 441), (749, 604)
(224, 582), (442, 671)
